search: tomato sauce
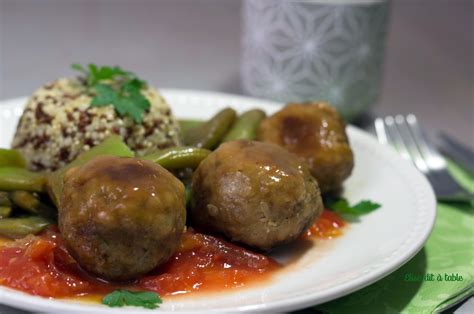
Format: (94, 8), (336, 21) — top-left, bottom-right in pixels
(0, 210), (344, 300)
(139, 231), (279, 296)
(304, 209), (346, 239)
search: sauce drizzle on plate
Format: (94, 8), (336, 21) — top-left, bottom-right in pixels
(0, 210), (343, 300)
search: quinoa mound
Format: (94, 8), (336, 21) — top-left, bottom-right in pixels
(12, 78), (181, 171)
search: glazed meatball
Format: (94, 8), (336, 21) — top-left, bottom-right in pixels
(59, 156), (186, 281)
(258, 102), (354, 193)
(191, 140), (323, 251)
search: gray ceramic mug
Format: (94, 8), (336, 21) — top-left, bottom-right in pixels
(241, 0), (389, 121)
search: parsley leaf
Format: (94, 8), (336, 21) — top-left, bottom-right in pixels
(71, 63), (151, 123)
(328, 198), (381, 216)
(87, 64), (131, 85)
(90, 84), (118, 107)
(115, 98), (144, 123)
(122, 79), (150, 110)
(102, 290), (162, 309)
(71, 63), (87, 74)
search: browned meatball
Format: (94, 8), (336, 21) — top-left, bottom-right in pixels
(59, 156), (186, 281)
(191, 140), (323, 251)
(258, 102), (354, 193)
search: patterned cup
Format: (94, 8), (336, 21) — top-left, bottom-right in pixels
(241, 0), (389, 121)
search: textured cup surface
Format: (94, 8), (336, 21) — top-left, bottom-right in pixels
(241, 0), (389, 120)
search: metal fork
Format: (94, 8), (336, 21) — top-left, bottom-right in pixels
(374, 114), (473, 202)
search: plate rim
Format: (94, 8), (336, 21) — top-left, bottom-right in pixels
(0, 90), (437, 313)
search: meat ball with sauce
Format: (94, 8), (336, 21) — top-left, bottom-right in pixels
(258, 102), (354, 194)
(191, 140), (323, 251)
(59, 156), (186, 281)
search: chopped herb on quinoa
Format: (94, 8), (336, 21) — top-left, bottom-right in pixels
(72, 64), (151, 123)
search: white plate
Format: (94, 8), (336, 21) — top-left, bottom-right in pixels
(0, 90), (436, 313)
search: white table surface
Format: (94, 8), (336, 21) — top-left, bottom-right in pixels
(0, 0), (472, 313)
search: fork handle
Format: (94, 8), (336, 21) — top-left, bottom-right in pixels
(437, 191), (474, 204)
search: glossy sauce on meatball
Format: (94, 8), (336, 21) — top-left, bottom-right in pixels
(191, 140), (323, 251)
(258, 102), (354, 193)
(59, 156), (186, 281)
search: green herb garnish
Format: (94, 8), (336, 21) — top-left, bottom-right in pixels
(328, 198), (381, 217)
(102, 290), (162, 309)
(71, 63), (151, 123)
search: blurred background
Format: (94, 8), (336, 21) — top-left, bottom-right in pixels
(0, 0), (472, 145)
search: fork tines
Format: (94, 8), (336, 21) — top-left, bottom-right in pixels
(375, 114), (473, 201)
(375, 114), (446, 174)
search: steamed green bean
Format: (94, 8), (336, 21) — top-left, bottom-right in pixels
(0, 216), (51, 238)
(179, 119), (204, 134)
(0, 206), (12, 218)
(183, 108), (236, 149)
(222, 109), (266, 142)
(0, 149), (26, 168)
(143, 147), (211, 169)
(0, 168), (46, 192)
(0, 192), (11, 206)
(9, 191), (57, 220)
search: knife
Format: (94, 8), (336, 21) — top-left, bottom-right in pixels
(437, 132), (474, 174)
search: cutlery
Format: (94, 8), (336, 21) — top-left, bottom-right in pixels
(374, 114), (473, 202)
(437, 132), (474, 174)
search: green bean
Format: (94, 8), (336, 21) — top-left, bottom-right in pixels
(0, 192), (11, 207)
(0, 149), (26, 168)
(222, 109), (266, 142)
(0, 216), (51, 238)
(185, 185), (192, 208)
(183, 108), (237, 149)
(9, 191), (57, 220)
(0, 192), (12, 218)
(47, 135), (134, 206)
(143, 147), (211, 169)
(0, 168), (46, 192)
(0, 206), (12, 218)
(179, 119), (204, 134)
(66, 134), (134, 166)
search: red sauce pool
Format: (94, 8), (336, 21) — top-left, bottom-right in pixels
(304, 210), (346, 239)
(0, 210), (344, 300)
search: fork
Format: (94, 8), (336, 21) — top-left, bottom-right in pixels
(374, 114), (473, 202)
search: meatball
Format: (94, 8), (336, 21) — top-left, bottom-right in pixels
(59, 156), (186, 281)
(258, 102), (354, 193)
(191, 140), (322, 251)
